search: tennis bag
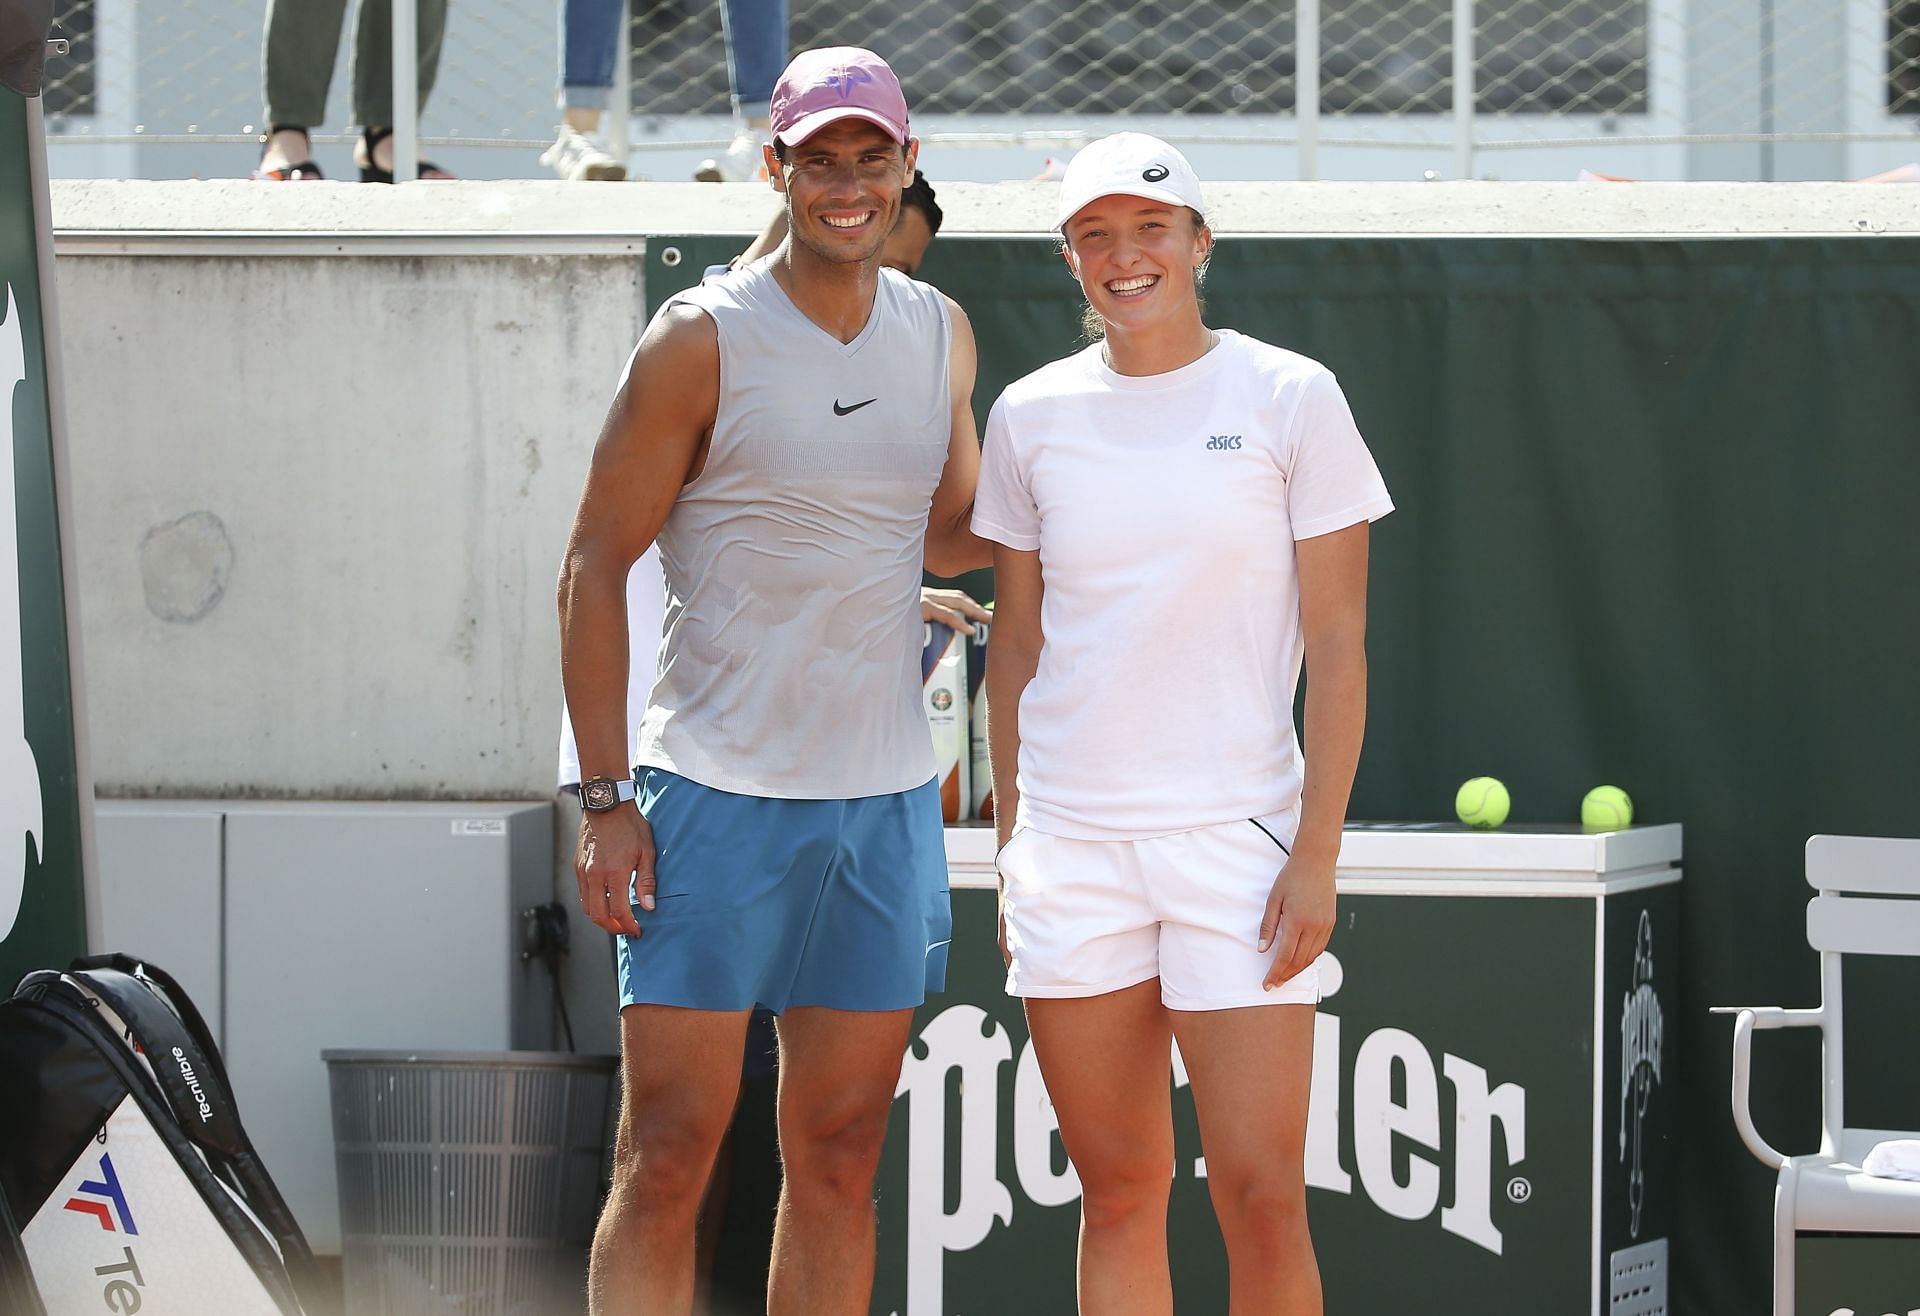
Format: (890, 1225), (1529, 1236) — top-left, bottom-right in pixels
(0, 954), (315, 1314)
(0, 1178), (48, 1316)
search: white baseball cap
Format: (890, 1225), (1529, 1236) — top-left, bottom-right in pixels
(1053, 132), (1206, 231)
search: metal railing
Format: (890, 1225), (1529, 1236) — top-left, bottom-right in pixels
(36, 0), (1920, 181)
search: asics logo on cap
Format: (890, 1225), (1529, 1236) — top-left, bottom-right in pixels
(824, 67), (874, 98)
(1142, 164), (1171, 182)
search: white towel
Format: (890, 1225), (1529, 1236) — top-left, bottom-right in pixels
(1861, 1139), (1920, 1181)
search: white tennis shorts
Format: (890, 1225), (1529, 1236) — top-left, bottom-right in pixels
(997, 810), (1323, 1011)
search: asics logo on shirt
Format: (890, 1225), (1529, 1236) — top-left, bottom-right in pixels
(834, 397), (878, 416)
(1206, 434), (1243, 450)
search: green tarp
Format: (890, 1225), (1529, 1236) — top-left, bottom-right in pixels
(1, 87), (88, 993)
(650, 229), (1920, 1314)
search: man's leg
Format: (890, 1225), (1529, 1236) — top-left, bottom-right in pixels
(1168, 1004), (1321, 1316)
(1025, 980), (1176, 1316)
(590, 1003), (752, 1316)
(764, 1005), (916, 1316)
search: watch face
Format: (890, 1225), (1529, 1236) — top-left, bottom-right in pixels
(582, 779), (617, 811)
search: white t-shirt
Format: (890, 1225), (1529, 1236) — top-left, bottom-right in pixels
(557, 545), (666, 789)
(971, 330), (1393, 840)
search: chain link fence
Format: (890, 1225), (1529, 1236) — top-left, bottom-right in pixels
(1899, 0), (1920, 112)
(35, 0), (1920, 179)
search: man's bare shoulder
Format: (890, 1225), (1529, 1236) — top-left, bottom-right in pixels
(938, 292), (976, 349)
(632, 302), (719, 375)
(940, 292), (975, 365)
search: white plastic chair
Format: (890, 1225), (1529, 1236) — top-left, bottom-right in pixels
(1713, 834), (1920, 1315)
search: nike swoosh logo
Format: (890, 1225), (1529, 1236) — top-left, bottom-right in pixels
(833, 398), (878, 416)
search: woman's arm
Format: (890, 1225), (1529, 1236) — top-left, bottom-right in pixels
(985, 544), (1043, 851)
(986, 543), (1043, 962)
(1261, 520), (1371, 988)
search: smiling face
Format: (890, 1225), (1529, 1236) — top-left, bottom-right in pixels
(1061, 194), (1212, 337)
(769, 118), (919, 269)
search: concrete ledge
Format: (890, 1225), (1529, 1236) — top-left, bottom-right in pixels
(51, 179), (1920, 248)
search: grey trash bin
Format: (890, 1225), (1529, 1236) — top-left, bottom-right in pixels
(324, 1050), (617, 1316)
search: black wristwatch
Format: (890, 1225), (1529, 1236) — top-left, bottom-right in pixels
(580, 775), (638, 812)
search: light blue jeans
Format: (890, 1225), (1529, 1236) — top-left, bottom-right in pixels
(559, 0), (788, 118)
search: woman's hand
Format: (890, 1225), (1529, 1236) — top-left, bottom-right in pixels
(1258, 848), (1336, 990)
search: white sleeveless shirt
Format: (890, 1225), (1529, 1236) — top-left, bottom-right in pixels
(634, 259), (953, 799)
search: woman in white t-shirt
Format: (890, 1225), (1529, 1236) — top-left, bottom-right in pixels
(972, 134), (1393, 1313)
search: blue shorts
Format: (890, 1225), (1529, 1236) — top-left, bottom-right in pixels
(617, 767), (952, 1013)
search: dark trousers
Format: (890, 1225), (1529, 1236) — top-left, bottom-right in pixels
(262, 0), (449, 129)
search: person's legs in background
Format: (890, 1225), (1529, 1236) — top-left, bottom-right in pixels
(695, 0), (786, 181)
(543, 0), (629, 180)
(349, 0), (455, 180)
(255, 0), (351, 178)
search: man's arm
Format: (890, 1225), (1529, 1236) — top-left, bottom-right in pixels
(921, 586), (992, 634)
(924, 295), (993, 577)
(1259, 520), (1371, 988)
(736, 209), (789, 267)
(557, 304), (718, 934)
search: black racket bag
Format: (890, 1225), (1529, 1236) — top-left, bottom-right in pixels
(0, 954), (315, 1314)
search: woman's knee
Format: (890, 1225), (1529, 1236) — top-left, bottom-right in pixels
(1076, 1147), (1175, 1232)
(1208, 1168), (1309, 1244)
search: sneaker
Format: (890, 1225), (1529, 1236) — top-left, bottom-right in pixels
(694, 131), (767, 182)
(541, 126), (627, 182)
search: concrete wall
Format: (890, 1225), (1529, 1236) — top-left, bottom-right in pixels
(49, 180), (1920, 802)
(57, 241), (645, 797)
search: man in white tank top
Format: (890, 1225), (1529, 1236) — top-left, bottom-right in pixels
(557, 46), (988, 1316)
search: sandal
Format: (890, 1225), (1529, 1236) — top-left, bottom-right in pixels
(356, 126), (454, 183)
(251, 125), (324, 181)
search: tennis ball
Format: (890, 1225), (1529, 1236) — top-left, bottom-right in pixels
(1455, 777), (1510, 830)
(1582, 784), (1633, 830)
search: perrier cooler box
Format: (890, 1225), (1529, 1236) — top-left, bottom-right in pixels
(872, 822), (1682, 1316)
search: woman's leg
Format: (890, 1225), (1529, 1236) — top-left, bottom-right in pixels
(349, 0), (450, 129)
(263, 0), (349, 129)
(1168, 1004), (1321, 1316)
(559, 0), (625, 124)
(717, 0), (787, 122)
(1025, 980), (1175, 1316)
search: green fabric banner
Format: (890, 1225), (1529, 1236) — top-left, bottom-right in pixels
(1, 89), (88, 990)
(648, 231), (1920, 1315)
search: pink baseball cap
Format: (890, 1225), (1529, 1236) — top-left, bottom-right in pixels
(769, 47), (910, 147)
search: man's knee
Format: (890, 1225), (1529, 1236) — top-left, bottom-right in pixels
(611, 1101), (731, 1212)
(780, 1099), (893, 1201)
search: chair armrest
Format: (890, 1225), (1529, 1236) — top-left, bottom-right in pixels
(1709, 1005), (1824, 1170)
